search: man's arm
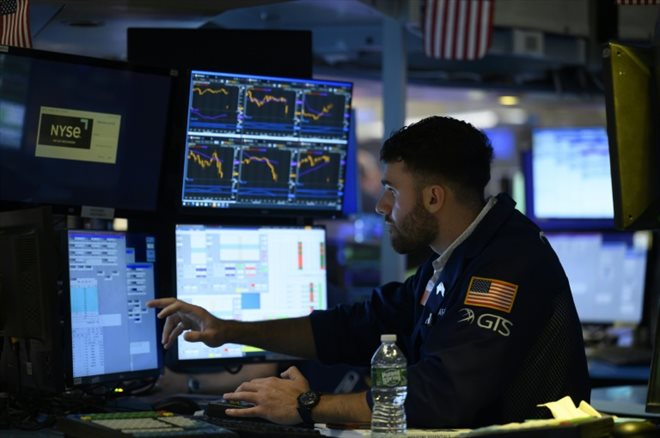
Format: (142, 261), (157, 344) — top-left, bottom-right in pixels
(312, 392), (372, 425)
(223, 366), (372, 425)
(146, 298), (317, 359)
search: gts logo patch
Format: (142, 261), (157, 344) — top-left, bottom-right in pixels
(458, 308), (513, 337)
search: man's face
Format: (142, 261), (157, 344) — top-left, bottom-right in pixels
(375, 161), (437, 254)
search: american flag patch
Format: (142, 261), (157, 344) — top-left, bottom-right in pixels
(464, 276), (518, 313)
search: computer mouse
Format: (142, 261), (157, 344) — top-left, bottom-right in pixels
(611, 420), (659, 437)
(152, 396), (201, 415)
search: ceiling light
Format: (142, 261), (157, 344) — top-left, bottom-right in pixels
(498, 95), (519, 106)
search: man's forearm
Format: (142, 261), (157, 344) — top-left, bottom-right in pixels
(224, 316), (318, 359)
(314, 391), (372, 425)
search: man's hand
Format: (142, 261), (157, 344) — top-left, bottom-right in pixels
(146, 298), (224, 349)
(222, 366), (310, 425)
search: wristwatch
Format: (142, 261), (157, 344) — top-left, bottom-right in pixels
(296, 390), (321, 425)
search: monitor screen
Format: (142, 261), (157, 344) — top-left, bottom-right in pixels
(544, 230), (650, 325)
(0, 46), (174, 214)
(526, 126), (614, 229)
(179, 70), (353, 216)
(65, 230), (160, 386)
(173, 224), (327, 369)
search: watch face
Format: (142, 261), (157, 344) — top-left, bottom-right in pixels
(299, 391), (319, 408)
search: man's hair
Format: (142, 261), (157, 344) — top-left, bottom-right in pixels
(380, 116), (494, 206)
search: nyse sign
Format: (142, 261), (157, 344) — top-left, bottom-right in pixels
(38, 114), (94, 149)
(35, 106), (121, 164)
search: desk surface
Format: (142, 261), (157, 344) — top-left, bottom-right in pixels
(591, 384), (660, 419)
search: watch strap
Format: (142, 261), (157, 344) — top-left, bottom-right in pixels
(296, 390), (320, 425)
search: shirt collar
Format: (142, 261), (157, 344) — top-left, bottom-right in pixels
(432, 196), (498, 272)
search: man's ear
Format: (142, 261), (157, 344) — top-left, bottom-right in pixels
(423, 184), (445, 213)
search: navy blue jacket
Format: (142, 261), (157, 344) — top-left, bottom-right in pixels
(310, 193), (590, 428)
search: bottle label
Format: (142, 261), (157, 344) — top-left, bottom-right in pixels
(373, 368), (407, 387)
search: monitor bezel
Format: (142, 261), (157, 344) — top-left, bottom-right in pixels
(167, 221), (328, 374)
(173, 68), (354, 220)
(61, 228), (162, 388)
(0, 45), (177, 219)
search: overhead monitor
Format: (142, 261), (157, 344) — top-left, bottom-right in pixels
(179, 70), (353, 217)
(172, 224), (327, 371)
(64, 230), (161, 386)
(127, 28), (313, 79)
(603, 41), (660, 230)
(544, 230), (650, 325)
(0, 46), (174, 215)
(525, 126), (614, 230)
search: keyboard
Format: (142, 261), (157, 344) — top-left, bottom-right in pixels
(202, 415), (321, 438)
(203, 400), (321, 438)
(57, 411), (238, 437)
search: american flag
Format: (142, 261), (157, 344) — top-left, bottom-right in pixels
(0, 0), (31, 48)
(464, 276), (518, 313)
(616, 0), (660, 4)
(423, 0), (495, 61)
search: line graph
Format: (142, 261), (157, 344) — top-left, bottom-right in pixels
(295, 150), (341, 196)
(189, 83), (239, 129)
(183, 144), (234, 198)
(243, 87), (296, 133)
(237, 147), (291, 199)
(300, 92), (347, 136)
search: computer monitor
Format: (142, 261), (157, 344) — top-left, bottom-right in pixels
(0, 206), (64, 393)
(63, 230), (161, 387)
(544, 230), (650, 325)
(525, 126), (614, 230)
(179, 70), (353, 217)
(0, 46), (174, 215)
(172, 224), (328, 372)
(603, 41), (660, 230)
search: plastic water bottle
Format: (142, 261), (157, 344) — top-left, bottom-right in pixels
(371, 334), (407, 437)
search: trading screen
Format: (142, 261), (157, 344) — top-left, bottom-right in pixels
(180, 70), (353, 212)
(67, 230), (159, 383)
(545, 231), (649, 324)
(175, 224), (327, 361)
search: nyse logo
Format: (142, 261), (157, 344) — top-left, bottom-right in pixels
(38, 114), (94, 149)
(457, 308), (512, 337)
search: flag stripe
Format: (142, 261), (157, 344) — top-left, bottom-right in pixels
(617, 0), (660, 4)
(423, 0), (494, 61)
(0, 0), (31, 48)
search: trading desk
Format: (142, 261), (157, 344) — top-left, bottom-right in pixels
(591, 385), (660, 419)
(588, 358), (650, 388)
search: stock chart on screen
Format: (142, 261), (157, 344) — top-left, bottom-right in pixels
(181, 70), (353, 214)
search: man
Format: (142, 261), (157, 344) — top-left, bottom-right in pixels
(148, 116), (590, 428)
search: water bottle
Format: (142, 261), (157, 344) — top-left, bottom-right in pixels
(371, 334), (407, 437)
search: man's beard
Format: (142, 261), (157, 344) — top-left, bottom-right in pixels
(387, 201), (437, 254)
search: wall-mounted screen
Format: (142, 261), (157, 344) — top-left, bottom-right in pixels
(179, 70), (353, 216)
(525, 126), (614, 229)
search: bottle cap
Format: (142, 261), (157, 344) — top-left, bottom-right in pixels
(381, 334), (397, 342)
